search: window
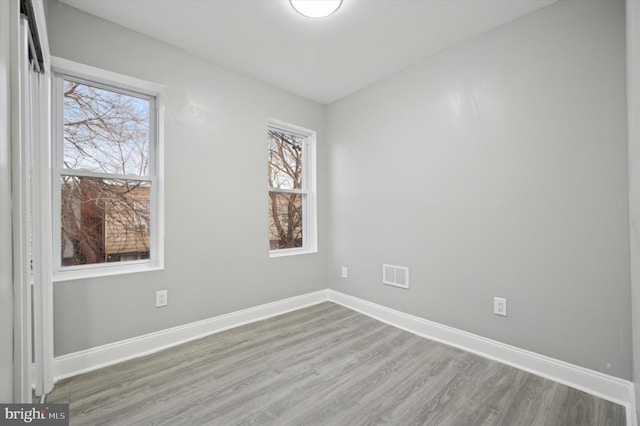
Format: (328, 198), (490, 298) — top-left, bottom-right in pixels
(267, 121), (317, 256)
(52, 58), (164, 280)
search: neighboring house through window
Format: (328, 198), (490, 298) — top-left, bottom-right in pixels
(267, 121), (317, 256)
(52, 58), (164, 280)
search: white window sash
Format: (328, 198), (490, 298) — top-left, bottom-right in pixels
(267, 120), (317, 257)
(51, 57), (164, 281)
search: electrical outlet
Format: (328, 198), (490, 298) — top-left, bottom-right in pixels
(494, 297), (506, 316)
(156, 290), (168, 307)
(341, 266), (348, 279)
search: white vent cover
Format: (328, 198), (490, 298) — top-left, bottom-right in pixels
(383, 264), (409, 289)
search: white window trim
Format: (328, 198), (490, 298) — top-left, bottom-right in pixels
(51, 57), (165, 281)
(267, 119), (317, 258)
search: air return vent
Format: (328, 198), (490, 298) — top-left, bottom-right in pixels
(383, 264), (409, 289)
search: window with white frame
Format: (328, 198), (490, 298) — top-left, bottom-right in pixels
(267, 122), (317, 256)
(52, 58), (164, 279)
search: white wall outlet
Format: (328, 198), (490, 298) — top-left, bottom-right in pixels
(494, 297), (507, 316)
(156, 290), (168, 307)
(341, 266), (348, 279)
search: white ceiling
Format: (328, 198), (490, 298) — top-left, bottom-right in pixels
(59, 0), (557, 104)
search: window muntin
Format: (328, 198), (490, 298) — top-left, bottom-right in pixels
(267, 124), (316, 255)
(52, 59), (163, 278)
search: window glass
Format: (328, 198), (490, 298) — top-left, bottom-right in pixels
(60, 176), (151, 266)
(267, 129), (303, 190)
(268, 192), (303, 250)
(63, 80), (150, 176)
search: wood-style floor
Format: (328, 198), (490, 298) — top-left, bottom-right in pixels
(46, 302), (626, 425)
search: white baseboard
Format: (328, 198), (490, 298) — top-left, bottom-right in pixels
(327, 290), (637, 426)
(52, 288), (636, 426)
(53, 290), (328, 381)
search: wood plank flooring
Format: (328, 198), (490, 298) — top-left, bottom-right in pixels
(46, 302), (626, 425)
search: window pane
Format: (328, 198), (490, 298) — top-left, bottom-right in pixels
(267, 129), (304, 190)
(268, 192), (303, 249)
(61, 176), (151, 266)
(63, 79), (150, 175)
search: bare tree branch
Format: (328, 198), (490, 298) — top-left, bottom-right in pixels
(267, 130), (304, 249)
(61, 80), (151, 266)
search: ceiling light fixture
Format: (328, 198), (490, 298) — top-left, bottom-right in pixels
(289, 0), (343, 18)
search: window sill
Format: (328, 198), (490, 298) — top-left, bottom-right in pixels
(269, 247), (317, 258)
(52, 261), (163, 282)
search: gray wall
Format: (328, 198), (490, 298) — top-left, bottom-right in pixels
(327, 0), (632, 379)
(47, 0), (327, 356)
(48, 0), (633, 382)
(627, 0), (640, 416)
